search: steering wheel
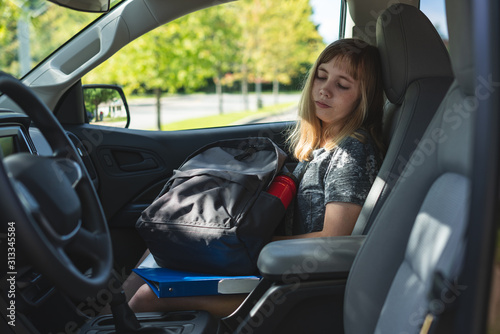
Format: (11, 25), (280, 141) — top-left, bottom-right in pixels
(0, 72), (113, 301)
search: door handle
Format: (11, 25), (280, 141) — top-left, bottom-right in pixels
(119, 158), (158, 172)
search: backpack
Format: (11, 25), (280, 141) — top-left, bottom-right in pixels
(136, 137), (291, 275)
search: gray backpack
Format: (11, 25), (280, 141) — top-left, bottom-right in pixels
(136, 137), (290, 275)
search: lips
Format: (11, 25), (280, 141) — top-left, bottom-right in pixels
(315, 101), (331, 108)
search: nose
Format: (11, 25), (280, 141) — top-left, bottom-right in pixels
(319, 87), (331, 99)
(318, 79), (332, 98)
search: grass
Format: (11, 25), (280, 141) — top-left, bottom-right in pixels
(161, 101), (296, 131)
(103, 116), (128, 122)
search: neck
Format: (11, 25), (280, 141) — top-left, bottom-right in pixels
(321, 123), (342, 147)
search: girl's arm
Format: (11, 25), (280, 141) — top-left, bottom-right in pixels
(272, 201), (362, 240)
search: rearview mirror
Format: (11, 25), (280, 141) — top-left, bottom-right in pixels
(83, 84), (130, 128)
(48, 0), (110, 13)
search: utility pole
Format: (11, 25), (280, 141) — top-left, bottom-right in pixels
(13, 0), (47, 77)
(17, 13), (31, 76)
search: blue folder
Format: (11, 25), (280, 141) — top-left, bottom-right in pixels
(132, 254), (261, 298)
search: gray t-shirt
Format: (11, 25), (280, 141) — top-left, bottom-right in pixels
(290, 132), (382, 234)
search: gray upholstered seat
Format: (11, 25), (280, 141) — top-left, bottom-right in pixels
(344, 0), (474, 332)
(246, 1), (475, 333)
(353, 3), (454, 234)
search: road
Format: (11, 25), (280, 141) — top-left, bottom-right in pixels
(125, 93), (301, 130)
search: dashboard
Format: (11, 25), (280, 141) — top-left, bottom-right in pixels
(0, 109), (101, 317)
(0, 109), (98, 188)
(0, 110), (37, 158)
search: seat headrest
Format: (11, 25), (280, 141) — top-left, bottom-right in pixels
(376, 4), (453, 104)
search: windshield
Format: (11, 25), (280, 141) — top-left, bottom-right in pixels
(0, 0), (121, 79)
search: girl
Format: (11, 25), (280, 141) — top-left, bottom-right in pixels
(127, 38), (385, 316)
(277, 37), (385, 239)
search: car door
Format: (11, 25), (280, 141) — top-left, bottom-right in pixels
(57, 81), (293, 271)
(48, 0), (323, 272)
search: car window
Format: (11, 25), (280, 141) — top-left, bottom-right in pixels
(420, 0), (448, 42)
(83, 0), (342, 131)
(0, 0), (123, 79)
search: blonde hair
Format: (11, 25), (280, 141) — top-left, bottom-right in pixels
(288, 38), (385, 161)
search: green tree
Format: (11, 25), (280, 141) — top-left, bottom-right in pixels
(0, 0), (98, 77)
(0, 1), (21, 76)
(82, 0), (324, 127)
(238, 0), (268, 109)
(238, 0), (324, 109)
(260, 0), (324, 103)
(192, 4), (242, 114)
(85, 8), (235, 129)
(83, 87), (120, 120)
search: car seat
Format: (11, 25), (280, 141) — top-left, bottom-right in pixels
(352, 3), (454, 234)
(343, 0), (475, 331)
(230, 4), (474, 334)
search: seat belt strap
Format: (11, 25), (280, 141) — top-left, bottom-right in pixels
(420, 267), (466, 334)
(420, 270), (448, 334)
(419, 313), (436, 334)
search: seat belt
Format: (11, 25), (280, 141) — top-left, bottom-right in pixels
(419, 271), (460, 334)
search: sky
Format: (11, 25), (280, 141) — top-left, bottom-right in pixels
(420, 0), (448, 39)
(309, 0), (448, 43)
(310, 0), (341, 43)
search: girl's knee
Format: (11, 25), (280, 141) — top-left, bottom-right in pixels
(128, 284), (157, 312)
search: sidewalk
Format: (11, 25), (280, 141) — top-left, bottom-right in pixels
(231, 105), (298, 125)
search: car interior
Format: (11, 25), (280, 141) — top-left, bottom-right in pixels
(0, 0), (498, 333)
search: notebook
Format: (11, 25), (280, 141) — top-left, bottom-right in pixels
(132, 254), (261, 298)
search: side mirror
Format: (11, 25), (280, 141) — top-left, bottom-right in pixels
(48, 0), (110, 13)
(83, 84), (130, 128)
